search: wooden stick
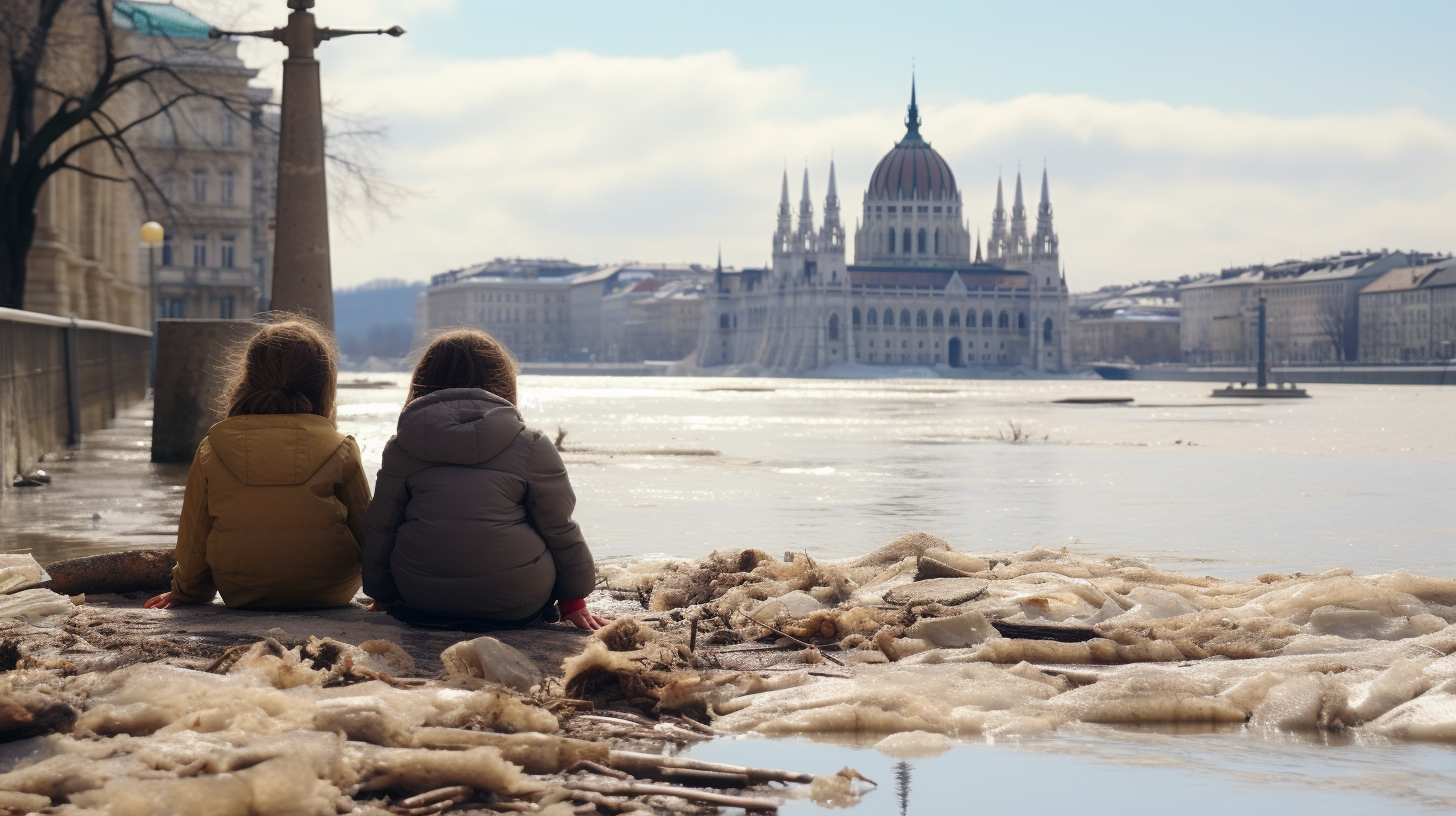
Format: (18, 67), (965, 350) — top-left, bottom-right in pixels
(393, 786), (474, 809)
(668, 715), (717, 736)
(567, 760), (632, 780)
(745, 615), (846, 666)
(564, 780), (778, 812)
(598, 709), (657, 727)
(608, 750), (814, 784)
(657, 767), (750, 788)
(689, 618), (699, 653)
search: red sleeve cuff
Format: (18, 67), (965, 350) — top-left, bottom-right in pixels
(558, 598), (587, 615)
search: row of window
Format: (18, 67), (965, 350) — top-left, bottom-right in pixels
(854, 307), (1028, 330)
(474, 308), (568, 323)
(157, 111), (241, 148)
(160, 234), (238, 268)
(470, 291), (567, 304)
(161, 169), (238, 205)
(884, 227), (940, 255)
(158, 295), (236, 320)
(871, 205), (958, 215)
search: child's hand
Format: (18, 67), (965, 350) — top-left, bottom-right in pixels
(563, 607), (610, 631)
(143, 592), (180, 609)
(364, 598), (391, 612)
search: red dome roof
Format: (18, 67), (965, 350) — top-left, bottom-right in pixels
(867, 81), (958, 201)
(867, 139), (958, 201)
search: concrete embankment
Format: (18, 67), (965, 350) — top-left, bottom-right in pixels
(0, 308), (150, 482)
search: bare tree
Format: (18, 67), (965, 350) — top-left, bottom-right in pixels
(1315, 291), (1348, 363)
(0, 0), (274, 309)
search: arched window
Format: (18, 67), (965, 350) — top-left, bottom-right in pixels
(1043, 317), (1054, 343)
(934, 228), (940, 254)
(828, 313), (840, 341)
(998, 311), (1010, 329)
(903, 229), (911, 254)
(867, 308), (878, 327)
(916, 309), (928, 327)
(719, 313), (729, 329)
(887, 228), (896, 253)
(900, 309), (911, 327)
(932, 309), (943, 327)
(949, 309), (960, 328)
(852, 307), (862, 327)
(1017, 312), (1028, 331)
(982, 310), (993, 328)
(917, 229), (927, 254)
(884, 308), (894, 327)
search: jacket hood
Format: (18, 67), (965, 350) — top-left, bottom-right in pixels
(393, 388), (524, 465)
(207, 414), (347, 486)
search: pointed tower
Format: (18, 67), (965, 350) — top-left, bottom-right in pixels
(1033, 166), (1058, 260)
(1009, 170), (1029, 258)
(975, 230), (983, 263)
(797, 167), (815, 242)
(905, 75), (923, 141)
(774, 169), (792, 256)
(988, 176), (1007, 261)
(820, 158), (844, 252)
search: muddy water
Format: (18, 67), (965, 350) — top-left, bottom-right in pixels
(339, 375), (1456, 577)
(8, 374), (1456, 812)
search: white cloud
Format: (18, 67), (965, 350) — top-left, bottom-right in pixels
(244, 43), (1456, 290)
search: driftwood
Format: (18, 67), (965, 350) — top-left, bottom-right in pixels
(43, 549), (174, 595)
(990, 620), (1100, 642)
(566, 759), (632, 780)
(744, 616), (846, 666)
(393, 786), (474, 809)
(607, 750), (814, 784)
(563, 779), (778, 812)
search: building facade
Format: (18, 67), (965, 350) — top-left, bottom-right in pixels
(698, 84), (1071, 373)
(1358, 261), (1456, 362)
(123, 1), (274, 323)
(1179, 251), (1442, 366)
(415, 258), (712, 362)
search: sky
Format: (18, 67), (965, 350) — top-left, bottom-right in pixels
(195, 1), (1456, 291)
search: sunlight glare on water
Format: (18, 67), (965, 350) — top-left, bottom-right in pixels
(338, 374), (1456, 578)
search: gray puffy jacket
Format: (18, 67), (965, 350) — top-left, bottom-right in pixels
(362, 388), (595, 619)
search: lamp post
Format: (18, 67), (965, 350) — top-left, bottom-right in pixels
(210, 1), (403, 331)
(140, 221), (165, 386)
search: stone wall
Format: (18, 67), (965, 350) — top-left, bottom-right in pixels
(0, 308), (151, 482)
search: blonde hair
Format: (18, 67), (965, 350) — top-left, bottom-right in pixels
(223, 317), (338, 419)
(409, 329), (518, 405)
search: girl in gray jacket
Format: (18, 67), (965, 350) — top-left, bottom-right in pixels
(362, 330), (607, 631)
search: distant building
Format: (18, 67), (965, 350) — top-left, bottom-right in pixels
(415, 258), (712, 362)
(1358, 261), (1456, 362)
(1069, 281), (1181, 364)
(1180, 251), (1443, 366)
(699, 82), (1071, 373)
(621, 278), (708, 362)
(124, 1), (275, 321)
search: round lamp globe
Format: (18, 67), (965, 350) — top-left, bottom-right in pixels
(140, 221), (164, 244)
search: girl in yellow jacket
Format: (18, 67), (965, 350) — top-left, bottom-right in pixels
(145, 319), (371, 609)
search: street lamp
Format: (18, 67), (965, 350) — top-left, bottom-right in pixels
(141, 221), (164, 387)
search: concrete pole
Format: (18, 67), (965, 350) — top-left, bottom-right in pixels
(271, 53), (333, 328)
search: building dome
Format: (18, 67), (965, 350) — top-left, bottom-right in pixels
(867, 83), (958, 202)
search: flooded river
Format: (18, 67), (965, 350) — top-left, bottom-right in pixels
(8, 373), (1456, 813)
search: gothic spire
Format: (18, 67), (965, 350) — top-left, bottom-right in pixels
(1038, 165), (1052, 218)
(825, 158), (838, 208)
(1012, 171), (1025, 219)
(994, 176), (1005, 218)
(778, 169), (790, 217)
(797, 166), (814, 235)
(975, 230), (983, 263)
(902, 75), (922, 142)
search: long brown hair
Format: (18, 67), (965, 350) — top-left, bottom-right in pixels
(409, 329), (518, 405)
(224, 317), (338, 419)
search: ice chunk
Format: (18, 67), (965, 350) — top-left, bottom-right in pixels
(749, 590), (826, 621)
(908, 610), (998, 648)
(0, 589), (73, 621)
(1123, 586), (1200, 620)
(440, 637), (543, 693)
(1251, 674), (1328, 730)
(873, 730), (954, 758)
(0, 554), (49, 595)
(1369, 679), (1456, 741)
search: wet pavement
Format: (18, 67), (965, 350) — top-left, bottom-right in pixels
(0, 400), (187, 564)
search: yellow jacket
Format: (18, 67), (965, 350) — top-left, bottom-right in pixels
(170, 413), (371, 608)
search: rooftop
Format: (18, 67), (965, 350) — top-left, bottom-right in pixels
(113, 1), (213, 40)
(1360, 260), (1456, 295)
